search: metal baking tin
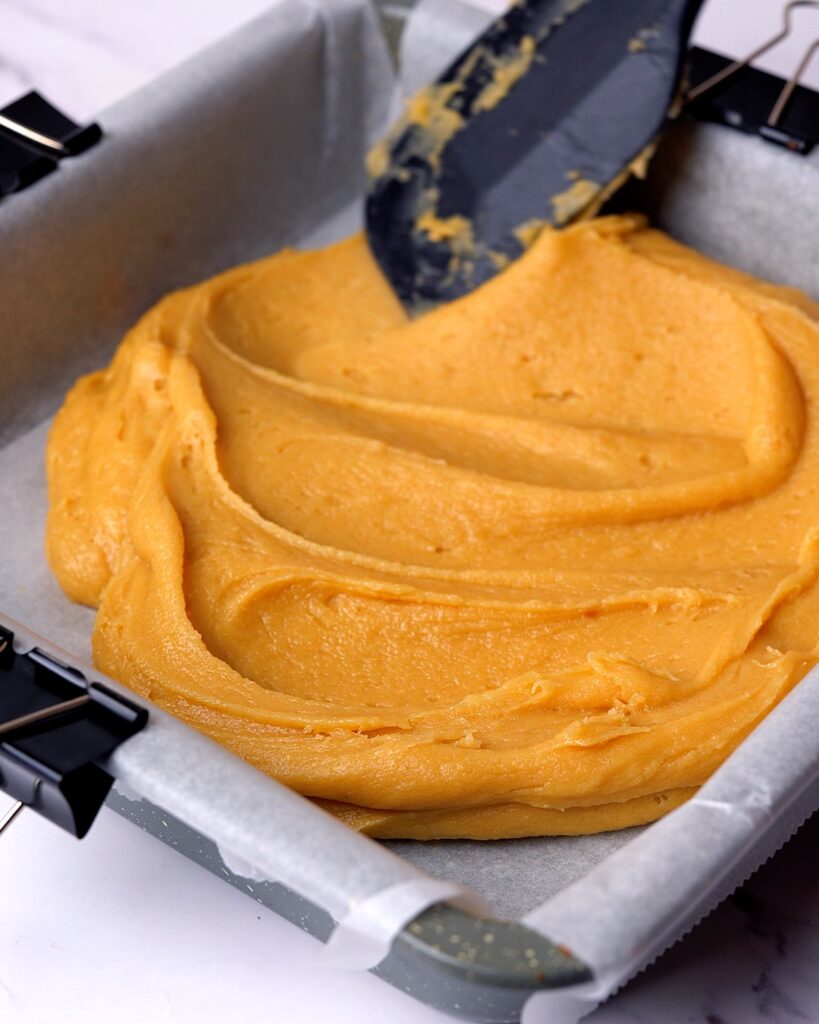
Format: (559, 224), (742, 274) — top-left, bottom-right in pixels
(1, 2), (819, 1021)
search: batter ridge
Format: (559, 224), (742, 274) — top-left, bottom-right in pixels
(46, 215), (819, 838)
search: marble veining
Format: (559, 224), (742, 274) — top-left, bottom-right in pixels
(1, 2), (818, 1023)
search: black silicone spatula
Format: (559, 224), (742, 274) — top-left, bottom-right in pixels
(366, 0), (705, 310)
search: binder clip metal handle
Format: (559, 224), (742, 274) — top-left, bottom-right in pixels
(685, 0), (819, 154)
(0, 623), (147, 838)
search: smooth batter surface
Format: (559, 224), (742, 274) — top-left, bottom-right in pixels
(46, 215), (819, 839)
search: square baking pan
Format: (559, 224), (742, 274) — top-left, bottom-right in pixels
(2, 2), (819, 1022)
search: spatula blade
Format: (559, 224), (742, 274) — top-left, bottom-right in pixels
(366, 0), (703, 309)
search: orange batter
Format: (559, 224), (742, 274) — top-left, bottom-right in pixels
(46, 214), (819, 839)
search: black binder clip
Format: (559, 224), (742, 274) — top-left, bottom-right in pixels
(685, 0), (819, 155)
(0, 90), (103, 197)
(0, 622), (147, 839)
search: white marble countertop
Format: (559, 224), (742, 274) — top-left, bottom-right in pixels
(2, 2), (819, 1023)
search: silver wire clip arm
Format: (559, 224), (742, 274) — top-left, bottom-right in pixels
(0, 90), (102, 196)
